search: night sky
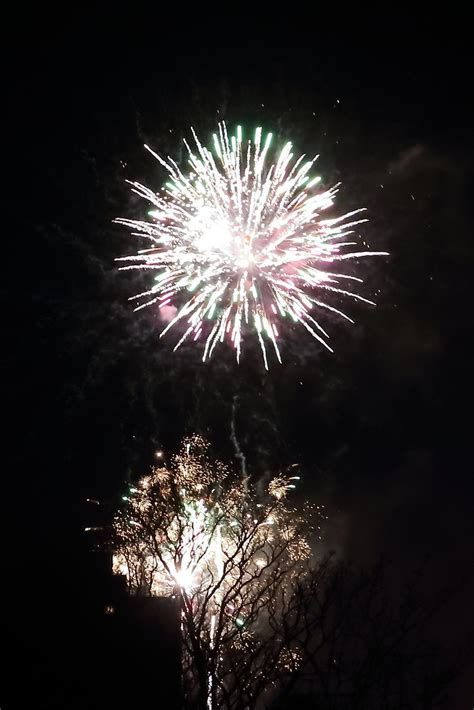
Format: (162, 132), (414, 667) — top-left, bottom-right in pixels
(3, 20), (474, 708)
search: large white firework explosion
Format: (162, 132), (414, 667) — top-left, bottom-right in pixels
(116, 123), (387, 368)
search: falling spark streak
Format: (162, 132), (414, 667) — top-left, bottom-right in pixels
(116, 123), (387, 367)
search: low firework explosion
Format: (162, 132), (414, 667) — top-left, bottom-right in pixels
(111, 436), (323, 708)
(117, 123), (387, 368)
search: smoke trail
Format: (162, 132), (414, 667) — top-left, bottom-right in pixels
(230, 395), (249, 491)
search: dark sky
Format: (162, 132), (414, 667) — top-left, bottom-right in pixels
(3, 20), (473, 708)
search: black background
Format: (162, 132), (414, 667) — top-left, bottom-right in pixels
(3, 15), (473, 708)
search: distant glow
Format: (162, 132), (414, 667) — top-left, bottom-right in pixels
(117, 123), (387, 367)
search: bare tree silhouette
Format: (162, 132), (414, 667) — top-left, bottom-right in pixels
(110, 437), (471, 709)
(111, 435), (315, 708)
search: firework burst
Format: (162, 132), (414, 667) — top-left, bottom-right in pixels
(110, 436), (328, 708)
(112, 435), (310, 598)
(117, 123), (387, 367)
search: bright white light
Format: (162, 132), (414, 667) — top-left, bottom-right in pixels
(174, 567), (195, 591)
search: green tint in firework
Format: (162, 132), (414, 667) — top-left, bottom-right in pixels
(116, 123), (387, 368)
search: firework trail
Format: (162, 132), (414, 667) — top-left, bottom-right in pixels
(117, 123), (387, 367)
(230, 395), (248, 490)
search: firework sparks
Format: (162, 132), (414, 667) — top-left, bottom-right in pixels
(110, 436), (328, 708)
(269, 474), (301, 500)
(116, 123), (387, 367)
(112, 436), (309, 599)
